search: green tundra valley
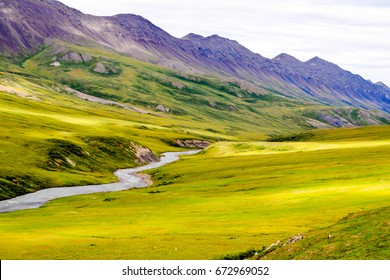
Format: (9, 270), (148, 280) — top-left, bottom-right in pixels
(0, 0), (389, 260)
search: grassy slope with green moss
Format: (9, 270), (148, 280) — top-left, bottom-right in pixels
(259, 206), (390, 260)
(0, 45), (389, 259)
(0, 126), (388, 259)
(0, 43), (333, 199)
(21, 44), (316, 135)
(0, 72), (199, 198)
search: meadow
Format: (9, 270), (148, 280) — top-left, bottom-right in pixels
(0, 44), (389, 259)
(263, 205), (390, 260)
(0, 43), (321, 200)
(0, 126), (389, 259)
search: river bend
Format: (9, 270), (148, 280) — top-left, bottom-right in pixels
(0, 150), (200, 213)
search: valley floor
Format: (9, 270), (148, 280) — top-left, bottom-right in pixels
(0, 126), (389, 259)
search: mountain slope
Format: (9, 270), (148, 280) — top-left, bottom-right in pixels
(271, 55), (390, 112)
(261, 206), (390, 260)
(1, 0), (390, 113)
(2, 40), (388, 200)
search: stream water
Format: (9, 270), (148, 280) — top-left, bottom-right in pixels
(0, 150), (200, 213)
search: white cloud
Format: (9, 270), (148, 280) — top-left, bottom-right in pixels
(58, 0), (390, 85)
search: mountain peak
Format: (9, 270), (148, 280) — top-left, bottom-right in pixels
(183, 33), (236, 43)
(206, 34), (239, 44)
(112, 13), (160, 27)
(182, 33), (205, 40)
(376, 81), (389, 88)
(306, 57), (346, 73)
(113, 13), (146, 20)
(306, 56), (331, 66)
(273, 53), (302, 64)
(207, 34), (225, 40)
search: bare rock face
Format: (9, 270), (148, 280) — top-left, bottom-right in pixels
(81, 53), (92, 62)
(284, 234), (304, 245)
(93, 62), (118, 74)
(318, 113), (354, 128)
(94, 63), (107, 73)
(156, 104), (170, 113)
(61, 52), (83, 63)
(59, 52), (93, 63)
(174, 139), (210, 149)
(306, 119), (332, 129)
(135, 145), (159, 164)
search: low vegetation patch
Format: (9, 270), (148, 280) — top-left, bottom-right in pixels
(221, 248), (265, 260)
(266, 132), (315, 142)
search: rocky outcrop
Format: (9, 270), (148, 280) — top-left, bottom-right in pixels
(135, 145), (159, 164)
(156, 104), (170, 113)
(93, 63), (107, 73)
(93, 63), (118, 74)
(81, 53), (92, 62)
(318, 113), (354, 128)
(174, 139), (210, 149)
(284, 234), (304, 245)
(57, 52), (93, 63)
(305, 108), (390, 128)
(60, 52), (82, 63)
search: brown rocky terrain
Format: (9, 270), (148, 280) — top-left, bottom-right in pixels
(174, 139), (211, 149)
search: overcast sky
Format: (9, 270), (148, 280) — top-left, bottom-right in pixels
(59, 0), (390, 85)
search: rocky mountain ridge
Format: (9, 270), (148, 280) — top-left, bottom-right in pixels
(1, 0), (389, 113)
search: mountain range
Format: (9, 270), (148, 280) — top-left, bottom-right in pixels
(2, 0), (390, 262)
(1, 0), (390, 115)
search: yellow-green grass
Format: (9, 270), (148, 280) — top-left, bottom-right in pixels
(262, 205), (390, 260)
(206, 139), (390, 157)
(20, 42), (349, 136)
(0, 70), (240, 199)
(1, 45), (390, 259)
(310, 125), (390, 141)
(0, 43), (326, 199)
(0, 126), (389, 259)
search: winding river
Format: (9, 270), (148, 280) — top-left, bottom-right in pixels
(0, 150), (200, 213)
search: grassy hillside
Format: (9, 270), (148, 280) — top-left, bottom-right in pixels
(22, 43), (389, 133)
(259, 205), (390, 260)
(22, 43), (312, 136)
(0, 126), (388, 259)
(0, 43), (332, 199)
(1, 44), (389, 260)
(0, 69), (226, 199)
